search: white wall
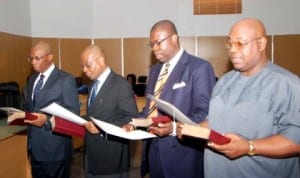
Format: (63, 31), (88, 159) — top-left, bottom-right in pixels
(0, 0), (31, 36)
(1, 0), (300, 38)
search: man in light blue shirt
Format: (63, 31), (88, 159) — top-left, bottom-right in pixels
(177, 17), (300, 178)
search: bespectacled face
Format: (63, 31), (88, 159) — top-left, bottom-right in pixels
(29, 47), (52, 73)
(227, 26), (265, 76)
(149, 29), (178, 63)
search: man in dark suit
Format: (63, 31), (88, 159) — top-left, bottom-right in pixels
(24, 41), (80, 178)
(138, 20), (216, 178)
(80, 44), (138, 178)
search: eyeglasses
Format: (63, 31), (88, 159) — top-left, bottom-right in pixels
(225, 37), (262, 49)
(148, 34), (173, 48)
(27, 53), (51, 62)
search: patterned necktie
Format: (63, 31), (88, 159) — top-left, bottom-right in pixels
(148, 63), (170, 117)
(89, 80), (99, 107)
(33, 74), (44, 105)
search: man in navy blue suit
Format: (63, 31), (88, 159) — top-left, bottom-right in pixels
(138, 20), (216, 178)
(24, 41), (80, 178)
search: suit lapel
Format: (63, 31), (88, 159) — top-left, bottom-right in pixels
(88, 72), (114, 110)
(43, 68), (58, 90)
(161, 51), (188, 96)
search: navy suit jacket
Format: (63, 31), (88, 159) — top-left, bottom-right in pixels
(141, 51), (216, 178)
(25, 67), (80, 162)
(85, 71), (138, 175)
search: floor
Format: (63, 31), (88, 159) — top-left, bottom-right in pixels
(70, 141), (147, 178)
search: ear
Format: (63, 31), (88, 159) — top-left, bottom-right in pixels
(258, 36), (267, 51)
(98, 56), (106, 65)
(46, 53), (54, 62)
(171, 34), (178, 42)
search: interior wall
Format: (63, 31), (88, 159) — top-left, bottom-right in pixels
(94, 39), (122, 76)
(0, 32), (31, 89)
(1, 32), (299, 91)
(27, 0), (300, 38)
(273, 35), (300, 76)
(123, 38), (153, 78)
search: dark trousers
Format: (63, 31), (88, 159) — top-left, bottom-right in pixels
(30, 155), (70, 178)
(148, 140), (165, 178)
(85, 154), (128, 178)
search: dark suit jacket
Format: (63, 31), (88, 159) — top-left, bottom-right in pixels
(141, 51), (216, 178)
(85, 71), (138, 175)
(25, 67), (80, 162)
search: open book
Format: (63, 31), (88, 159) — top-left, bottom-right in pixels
(40, 103), (86, 137)
(0, 107), (37, 125)
(146, 94), (231, 145)
(41, 103), (155, 140)
(91, 117), (157, 140)
(146, 94), (198, 126)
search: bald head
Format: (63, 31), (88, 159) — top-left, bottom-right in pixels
(230, 18), (266, 40)
(81, 45), (106, 61)
(33, 41), (52, 54)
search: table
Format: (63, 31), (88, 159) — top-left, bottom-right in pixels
(0, 118), (31, 178)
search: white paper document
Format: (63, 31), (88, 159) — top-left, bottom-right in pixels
(147, 94), (198, 126)
(91, 117), (157, 140)
(40, 102), (87, 125)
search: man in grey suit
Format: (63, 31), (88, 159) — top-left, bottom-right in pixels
(24, 41), (80, 178)
(80, 44), (138, 178)
(138, 20), (216, 178)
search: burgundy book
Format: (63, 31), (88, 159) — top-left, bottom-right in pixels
(146, 95), (230, 144)
(181, 125), (230, 145)
(52, 116), (85, 137)
(7, 111), (37, 125)
(151, 115), (172, 126)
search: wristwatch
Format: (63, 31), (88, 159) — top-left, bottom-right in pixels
(248, 140), (256, 156)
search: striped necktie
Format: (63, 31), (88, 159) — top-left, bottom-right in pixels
(33, 74), (44, 106)
(148, 63), (170, 117)
(89, 80), (99, 107)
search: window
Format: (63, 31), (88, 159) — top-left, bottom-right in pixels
(194, 0), (242, 15)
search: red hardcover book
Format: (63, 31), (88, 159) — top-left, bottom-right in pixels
(151, 115), (172, 123)
(146, 95), (230, 144)
(5, 110), (38, 125)
(151, 115), (172, 126)
(52, 116), (85, 137)
(181, 124), (230, 145)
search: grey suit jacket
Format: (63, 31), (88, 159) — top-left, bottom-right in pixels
(26, 67), (80, 162)
(85, 71), (138, 175)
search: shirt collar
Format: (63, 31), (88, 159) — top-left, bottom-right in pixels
(166, 47), (184, 73)
(96, 67), (111, 83)
(39, 63), (55, 82)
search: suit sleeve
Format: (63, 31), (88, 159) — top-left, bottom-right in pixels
(61, 75), (80, 115)
(190, 61), (216, 123)
(109, 80), (138, 127)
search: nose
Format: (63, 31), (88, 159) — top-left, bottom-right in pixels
(31, 59), (37, 65)
(152, 44), (160, 52)
(228, 44), (239, 53)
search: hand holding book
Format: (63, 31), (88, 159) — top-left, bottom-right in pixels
(0, 107), (37, 125)
(131, 115), (172, 128)
(177, 123), (230, 145)
(145, 95), (230, 145)
(51, 116), (85, 137)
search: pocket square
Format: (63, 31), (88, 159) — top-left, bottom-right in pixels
(172, 81), (186, 90)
